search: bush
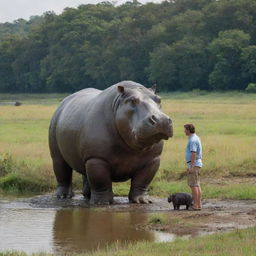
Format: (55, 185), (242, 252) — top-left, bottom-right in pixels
(0, 153), (14, 177)
(245, 83), (256, 93)
(0, 152), (54, 194)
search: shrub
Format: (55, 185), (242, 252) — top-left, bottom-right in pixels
(245, 83), (256, 93)
(0, 152), (54, 193)
(0, 153), (14, 177)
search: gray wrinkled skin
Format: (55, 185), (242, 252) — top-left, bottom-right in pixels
(49, 81), (173, 204)
(168, 193), (193, 210)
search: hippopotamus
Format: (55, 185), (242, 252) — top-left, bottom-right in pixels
(49, 81), (173, 204)
(168, 193), (193, 210)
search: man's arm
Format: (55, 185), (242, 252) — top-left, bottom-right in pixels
(188, 152), (196, 173)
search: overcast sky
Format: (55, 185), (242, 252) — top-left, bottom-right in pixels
(0, 0), (161, 23)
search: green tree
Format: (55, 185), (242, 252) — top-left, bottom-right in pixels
(147, 38), (209, 91)
(241, 45), (256, 85)
(208, 29), (250, 90)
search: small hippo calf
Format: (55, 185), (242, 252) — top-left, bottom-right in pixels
(168, 193), (193, 210)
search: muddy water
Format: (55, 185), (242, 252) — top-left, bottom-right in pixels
(1, 196), (256, 254)
(0, 198), (177, 254)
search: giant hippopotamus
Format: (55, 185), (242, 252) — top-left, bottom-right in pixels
(49, 81), (173, 204)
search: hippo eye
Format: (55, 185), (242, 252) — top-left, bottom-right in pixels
(152, 96), (161, 108)
(131, 98), (137, 105)
(125, 97), (139, 106)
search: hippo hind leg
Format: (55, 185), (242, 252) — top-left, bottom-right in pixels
(82, 174), (91, 201)
(52, 157), (74, 199)
(86, 158), (113, 205)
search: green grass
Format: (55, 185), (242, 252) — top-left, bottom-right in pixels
(0, 153), (54, 194)
(83, 227), (256, 256)
(0, 92), (256, 198)
(147, 213), (170, 225)
(1, 227), (256, 256)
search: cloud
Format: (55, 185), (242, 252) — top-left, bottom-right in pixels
(0, 0), (101, 23)
(0, 0), (162, 23)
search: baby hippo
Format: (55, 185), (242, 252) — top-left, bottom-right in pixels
(168, 193), (193, 210)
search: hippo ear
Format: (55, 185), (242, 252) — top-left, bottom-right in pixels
(149, 84), (157, 94)
(117, 85), (125, 93)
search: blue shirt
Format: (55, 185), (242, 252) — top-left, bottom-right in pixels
(185, 133), (203, 167)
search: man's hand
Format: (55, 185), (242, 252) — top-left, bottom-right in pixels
(187, 151), (197, 173)
(187, 166), (194, 174)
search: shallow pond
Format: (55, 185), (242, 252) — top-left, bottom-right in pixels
(0, 197), (178, 254)
(1, 195), (255, 255)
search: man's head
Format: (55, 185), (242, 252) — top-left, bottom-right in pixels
(184, 123), (195, 136)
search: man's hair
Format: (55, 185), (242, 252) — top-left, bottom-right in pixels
(184, 124), (195, 133)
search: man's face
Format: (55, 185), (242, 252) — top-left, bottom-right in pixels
(184, 128), (190, 136)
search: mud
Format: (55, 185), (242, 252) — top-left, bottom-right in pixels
(29, 194), (256, 234)
(0, 194), (255, 254)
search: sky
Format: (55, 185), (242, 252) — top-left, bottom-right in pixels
(0, 0), (161, 23)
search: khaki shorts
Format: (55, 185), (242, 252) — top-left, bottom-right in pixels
(187, 166), (201, 187)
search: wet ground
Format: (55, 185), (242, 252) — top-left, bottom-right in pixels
(0, 194), (255, 254)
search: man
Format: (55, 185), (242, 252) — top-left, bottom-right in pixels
(184, 124), (202, 210)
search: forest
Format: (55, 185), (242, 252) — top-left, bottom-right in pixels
(1, 0), (256, 92)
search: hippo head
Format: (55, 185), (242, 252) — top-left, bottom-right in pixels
(168, 194), (173, 203)
(113, 82), (173, 151)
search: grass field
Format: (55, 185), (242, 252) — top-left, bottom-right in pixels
(83, 227), (256, 256)
(1, 227), (256, 256)
(0, 91), (256, 198)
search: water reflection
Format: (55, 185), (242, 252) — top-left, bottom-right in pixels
(0, 204), (176, 254)
(53, 209), (154, 254)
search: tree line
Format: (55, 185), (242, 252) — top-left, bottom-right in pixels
(1, 0), (256, 93)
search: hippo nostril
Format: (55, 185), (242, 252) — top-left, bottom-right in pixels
(148, 115), (157, 125)
(152, 115), (158, 122)
(168, 118), (172, 124)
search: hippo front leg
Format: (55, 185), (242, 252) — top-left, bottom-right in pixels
(86, 158), (113, 205)
(129, 157), (160, 204)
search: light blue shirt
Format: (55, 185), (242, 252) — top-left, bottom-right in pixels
(185, 133), (203, 167)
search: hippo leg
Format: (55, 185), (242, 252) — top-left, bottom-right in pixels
(53, 157), (74, 199)
(82, 174), (91, 200)
(86, 158), (113, 205)
(129, 157), (160, 204)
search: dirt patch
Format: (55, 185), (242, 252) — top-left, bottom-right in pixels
(137, 198), (256, 237)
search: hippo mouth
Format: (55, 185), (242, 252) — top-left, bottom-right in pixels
(152, 133), (169, 142)
(134, 131), (171, 148)
(131, 123), (173, 149)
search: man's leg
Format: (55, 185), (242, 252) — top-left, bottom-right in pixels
(198, 185), (202, 208)
(191, 186), (199, 208)
(190, 186), (201, 209)
(188, 167), (202, 209)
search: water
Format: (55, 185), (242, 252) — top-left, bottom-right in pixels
(0, 200), (177, 254)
